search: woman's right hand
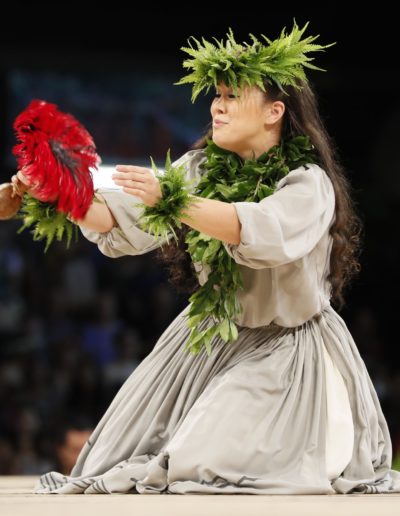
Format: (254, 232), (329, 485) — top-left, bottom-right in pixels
(11, 170), (46, 200)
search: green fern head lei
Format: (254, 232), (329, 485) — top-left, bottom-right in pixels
(176, 19), (336, 102)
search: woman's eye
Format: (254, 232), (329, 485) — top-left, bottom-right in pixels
(214, 93), (237, 99)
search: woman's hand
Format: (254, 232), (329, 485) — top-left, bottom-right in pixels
(10, 170), (47, 201)
(112, 165), (162, 207)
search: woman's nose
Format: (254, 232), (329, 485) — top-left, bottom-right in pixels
(213, 98), (226, 114)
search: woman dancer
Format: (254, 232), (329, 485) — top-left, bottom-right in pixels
(15, 21), (400, 494)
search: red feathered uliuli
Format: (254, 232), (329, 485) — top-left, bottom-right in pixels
(13, 99), (100, 220)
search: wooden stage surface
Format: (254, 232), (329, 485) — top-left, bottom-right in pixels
(1, 476), (399, 516)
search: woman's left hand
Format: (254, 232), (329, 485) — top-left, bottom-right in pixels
(112, 165), (162, 207)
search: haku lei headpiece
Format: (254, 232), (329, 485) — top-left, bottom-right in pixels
(175, 19), (336, 102)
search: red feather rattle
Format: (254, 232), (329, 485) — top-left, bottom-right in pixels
(0, 99), (100, 248)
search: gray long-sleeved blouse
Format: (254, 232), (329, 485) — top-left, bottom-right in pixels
(79, 148), (336, 328)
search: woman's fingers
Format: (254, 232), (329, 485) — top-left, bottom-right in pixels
(121, 187), (146, 196)
(15, 170), (40, 189)
(111, 165), (161, 206)
(113, 173), (147, 184)
(114, 165), (154, 181)
(112, 177), (146, 189)
(16, 171), (30, 184)
(10, 171), (45, 200)
(115, 165), (151, 174)
(10, 174), (30, 197)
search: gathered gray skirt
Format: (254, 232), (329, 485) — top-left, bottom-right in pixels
(33, 303), (400, 495)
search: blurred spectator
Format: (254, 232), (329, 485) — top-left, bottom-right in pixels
(0, 437), (18, 474)
(62, 245), (98, 311)
(65, 354), (105, 421)
(54, 421), (94, 475)
(104, 327), (143, 393)
(348, 305), (384, 374)
(81, 290), (123, 367)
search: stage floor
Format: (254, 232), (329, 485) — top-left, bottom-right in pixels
(1, 476), (399, 516)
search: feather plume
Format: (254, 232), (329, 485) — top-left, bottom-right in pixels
(13, 99), (100, 220)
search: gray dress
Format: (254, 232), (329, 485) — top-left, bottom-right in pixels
(33, 149), (400, 495)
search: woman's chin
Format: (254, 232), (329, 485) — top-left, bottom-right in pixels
(211, 136), (236, 154)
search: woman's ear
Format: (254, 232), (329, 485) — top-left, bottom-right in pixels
(265, 101), (285, 125)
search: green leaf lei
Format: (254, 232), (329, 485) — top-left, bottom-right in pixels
(14, 195), (79, 252)
(137, 134), (318, 356)
(14, 194), (102, 253)
(130, 151), (198, 244)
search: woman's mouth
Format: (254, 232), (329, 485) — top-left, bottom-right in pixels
(213, 119), (228, 128)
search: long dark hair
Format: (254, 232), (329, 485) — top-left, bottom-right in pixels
(155, 79), (363, 312)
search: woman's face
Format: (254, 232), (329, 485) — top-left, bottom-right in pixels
(210, 82), (283, 159)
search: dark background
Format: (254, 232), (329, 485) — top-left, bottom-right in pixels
(1, 6), (399, 475)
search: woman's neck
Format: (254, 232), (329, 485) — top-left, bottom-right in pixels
(236, 134), (281, 160)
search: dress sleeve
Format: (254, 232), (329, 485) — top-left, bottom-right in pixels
(79, 149), (207, 258)
(78, 189), (166, 258)
(222, 163), (336, 269)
